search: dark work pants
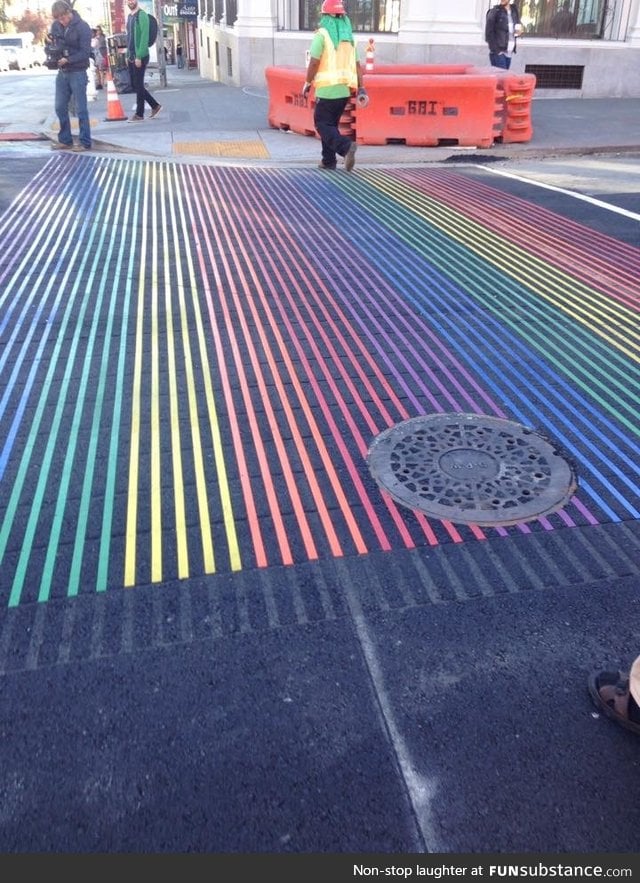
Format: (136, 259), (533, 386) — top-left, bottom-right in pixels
(314, 96), (353, 168)
(128, 57), (160, 118)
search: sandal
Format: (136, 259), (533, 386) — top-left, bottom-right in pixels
(588, 669), (640, 735)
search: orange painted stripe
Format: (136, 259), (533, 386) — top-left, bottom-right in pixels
(188, 168), (300, 564)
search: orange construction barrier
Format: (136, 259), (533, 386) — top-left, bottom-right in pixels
(265, 65), (355, 140)
(370, 64), (472, 77)
(104, 71), (127, 122)
(357, 72), (499, 147)
(266, 65), (316, 136)
(264, 64), (534, 149)
(492, 72), (536, 143)
(366, 65), (535, 147)
(365, 38), (375, 73)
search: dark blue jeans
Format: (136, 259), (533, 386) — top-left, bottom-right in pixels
(314, 96), (353, 168)
(489, 52), (512, 69)
(55, 68), (91, 148)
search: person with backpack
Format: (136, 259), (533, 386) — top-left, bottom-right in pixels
(485, 0), (522, 70)
(125, 0), (161, 121)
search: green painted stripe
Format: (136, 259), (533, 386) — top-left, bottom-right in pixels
(7, 163), (107, 607)
(0, 163), (99, 607)
(68, 160), (138, 597)
(38, 160), (117, 600)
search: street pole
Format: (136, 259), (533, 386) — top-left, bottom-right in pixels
(154, 0), (166, 88)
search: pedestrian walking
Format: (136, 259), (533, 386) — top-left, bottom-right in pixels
(92, 25), (108, 89)
(49, 0), (93, 152)
(589, 654), (640, 735)
(176, 42), (184, 69)
(301, 0), (368, 172)
(126, 0), (162, 122)
(485, 0), (522, 70)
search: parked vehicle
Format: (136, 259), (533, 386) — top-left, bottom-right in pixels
(0, 48), (11, 72)
(0, 34), (36, 70)
(31, 44), (47, 66)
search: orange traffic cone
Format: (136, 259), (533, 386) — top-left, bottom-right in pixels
(104, 72), (127, 122)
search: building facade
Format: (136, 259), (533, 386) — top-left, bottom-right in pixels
(195, 0), (640, 98)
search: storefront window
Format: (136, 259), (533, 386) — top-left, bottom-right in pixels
(496, 1), (610, 40)
(299, 0), (400, 32)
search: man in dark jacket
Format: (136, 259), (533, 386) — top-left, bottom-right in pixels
(50, 0), (92, 151)
(485, 0), (522, 70)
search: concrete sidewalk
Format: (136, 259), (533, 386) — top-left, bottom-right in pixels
(43, 65), (640, 164)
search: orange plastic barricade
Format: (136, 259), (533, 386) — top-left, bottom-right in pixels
(265, 65), (316, 137)
(357, 72), (499, 148)
(370, 64), (473, 77)
(492, 72), (536, 143)
(265, 65), (356, 140)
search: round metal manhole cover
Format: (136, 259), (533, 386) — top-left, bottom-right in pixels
(367, 413), (578, 527)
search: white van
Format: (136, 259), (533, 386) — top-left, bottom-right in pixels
(0, 33), (36, 70)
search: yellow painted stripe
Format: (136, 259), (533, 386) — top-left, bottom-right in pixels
(158, 164), (189, 580)
(175, 165), (242, 571)
(165, 165), (215, 575)
(151, 164), (163, 582)
(124, 165), (150, 587)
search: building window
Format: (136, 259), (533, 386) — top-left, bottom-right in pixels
(488, 1), (621, 41)
(298, 0), (400, 32)
(214, 0), (223, 22)
(226, 0), (238, 26)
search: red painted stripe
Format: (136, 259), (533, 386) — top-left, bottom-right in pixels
(202, 170), (322, 561)
(403, 170), (640, 313)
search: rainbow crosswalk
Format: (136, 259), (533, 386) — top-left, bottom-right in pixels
(0, 157), (638, 606)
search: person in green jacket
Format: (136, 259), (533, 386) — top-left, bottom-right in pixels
(126, 0), (161, 121)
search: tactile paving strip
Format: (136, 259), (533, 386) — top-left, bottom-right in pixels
(172, 139), (269, 158)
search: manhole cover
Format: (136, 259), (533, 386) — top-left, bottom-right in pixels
(367, 413), (578, 527)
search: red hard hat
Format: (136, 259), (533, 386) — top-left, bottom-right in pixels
(321, 0), (346, 14)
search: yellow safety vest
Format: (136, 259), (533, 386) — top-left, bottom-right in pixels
(314, 27), (358, 90)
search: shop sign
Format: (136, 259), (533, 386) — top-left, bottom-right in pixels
(177, 1), (198, 19)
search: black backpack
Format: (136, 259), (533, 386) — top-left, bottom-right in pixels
(147, 12), (158, 46)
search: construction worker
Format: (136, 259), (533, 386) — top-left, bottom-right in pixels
(302, 0), (368, 172)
